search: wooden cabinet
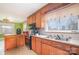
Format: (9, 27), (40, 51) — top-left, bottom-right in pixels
(52, 47), (69, 55)
(27, 15), (36, 25)
(41, 3), (69, 15)
(16, 35), (25, 47)
(36, 11), (42, 28)
(42, 43), (52, 55)
(32, 36), (79, 55)
(41, 39), (69, 55)
(70, 46), (79, 55)
(5, 35), (16, 51)
(35, 37), (42, 54)
(5, 35), (25, 51)
(32, 36), (36, 52)
(27, 3), (70, 28)
(32, 15), (36, 23)
(27, 16), (33, 25)
(52, 41), (70, 51)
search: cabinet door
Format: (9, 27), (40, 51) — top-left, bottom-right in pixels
(32, 15), (36, 23)
(27, 17), (30, 25)
(32, 36), (36, 52)
(70, 46), (79, 55)
(36, 11), (41, 28)
(36, 37), (42, 54)
(42, 43), (52, 55)
(16, 35), (25, 47)
(53, 47), (69, 55)
(27, 16), (33, 25)
(5, 35), (16, 51)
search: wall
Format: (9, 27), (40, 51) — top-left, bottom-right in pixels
(0, 34), (3, 38)
(15, 23), (23, 33)
(0, 15), (25, 23)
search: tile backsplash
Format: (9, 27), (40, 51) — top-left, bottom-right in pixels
(39, 29), (79, 42)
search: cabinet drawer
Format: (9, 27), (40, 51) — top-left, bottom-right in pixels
(70, 46), (79, 55)
(42, 39), (52, 46)
(52, 41), (70, 51)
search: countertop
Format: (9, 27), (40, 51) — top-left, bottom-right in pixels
(33, 35), (79, 47)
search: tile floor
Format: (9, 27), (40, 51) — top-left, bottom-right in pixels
(5, 46), (37, 55)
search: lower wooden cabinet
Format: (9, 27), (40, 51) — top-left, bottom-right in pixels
(5, 35), (25, 51)
(16, 35), (25, 47)
(5, 35), (16, 51)
(42, 43), (52, 55)
(32, 36), (36, 51)
(32, 37), (42, 54)
(70, 46), (79, 55)
(53, 47), (69, 55)
(36, 37), (42, 54)
(41, 43), (69, 55)
(32, 36), (79, 55)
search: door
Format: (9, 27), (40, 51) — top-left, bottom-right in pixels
(36, 37), (42, 54)
(53, 47), (69, 55)
(16, 35), (25, 47)
(42, 43), (52, 55)
(32, 36), (36, 52)
(36, 11), (41, 28)
(27, 16), (32, 25)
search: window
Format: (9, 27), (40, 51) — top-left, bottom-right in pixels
(1, 23), (15, 35)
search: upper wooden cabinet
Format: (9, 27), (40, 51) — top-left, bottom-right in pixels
(32, 15), (36, 23)
(41, 3), (69, 15)
(27, 15), (36, 25)
(27, 16), (32, 25)
(36, 11), (42, 28)
(27, 3), (70, 28)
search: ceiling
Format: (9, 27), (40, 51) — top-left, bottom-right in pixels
(0, 3), (47, 22)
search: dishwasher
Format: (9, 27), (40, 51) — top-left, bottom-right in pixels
(0, 38), (4, 55)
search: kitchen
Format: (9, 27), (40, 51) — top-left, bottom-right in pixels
(0, 3), (79, 55)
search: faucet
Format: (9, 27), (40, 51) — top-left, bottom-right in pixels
(66, 36), (72, 41)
